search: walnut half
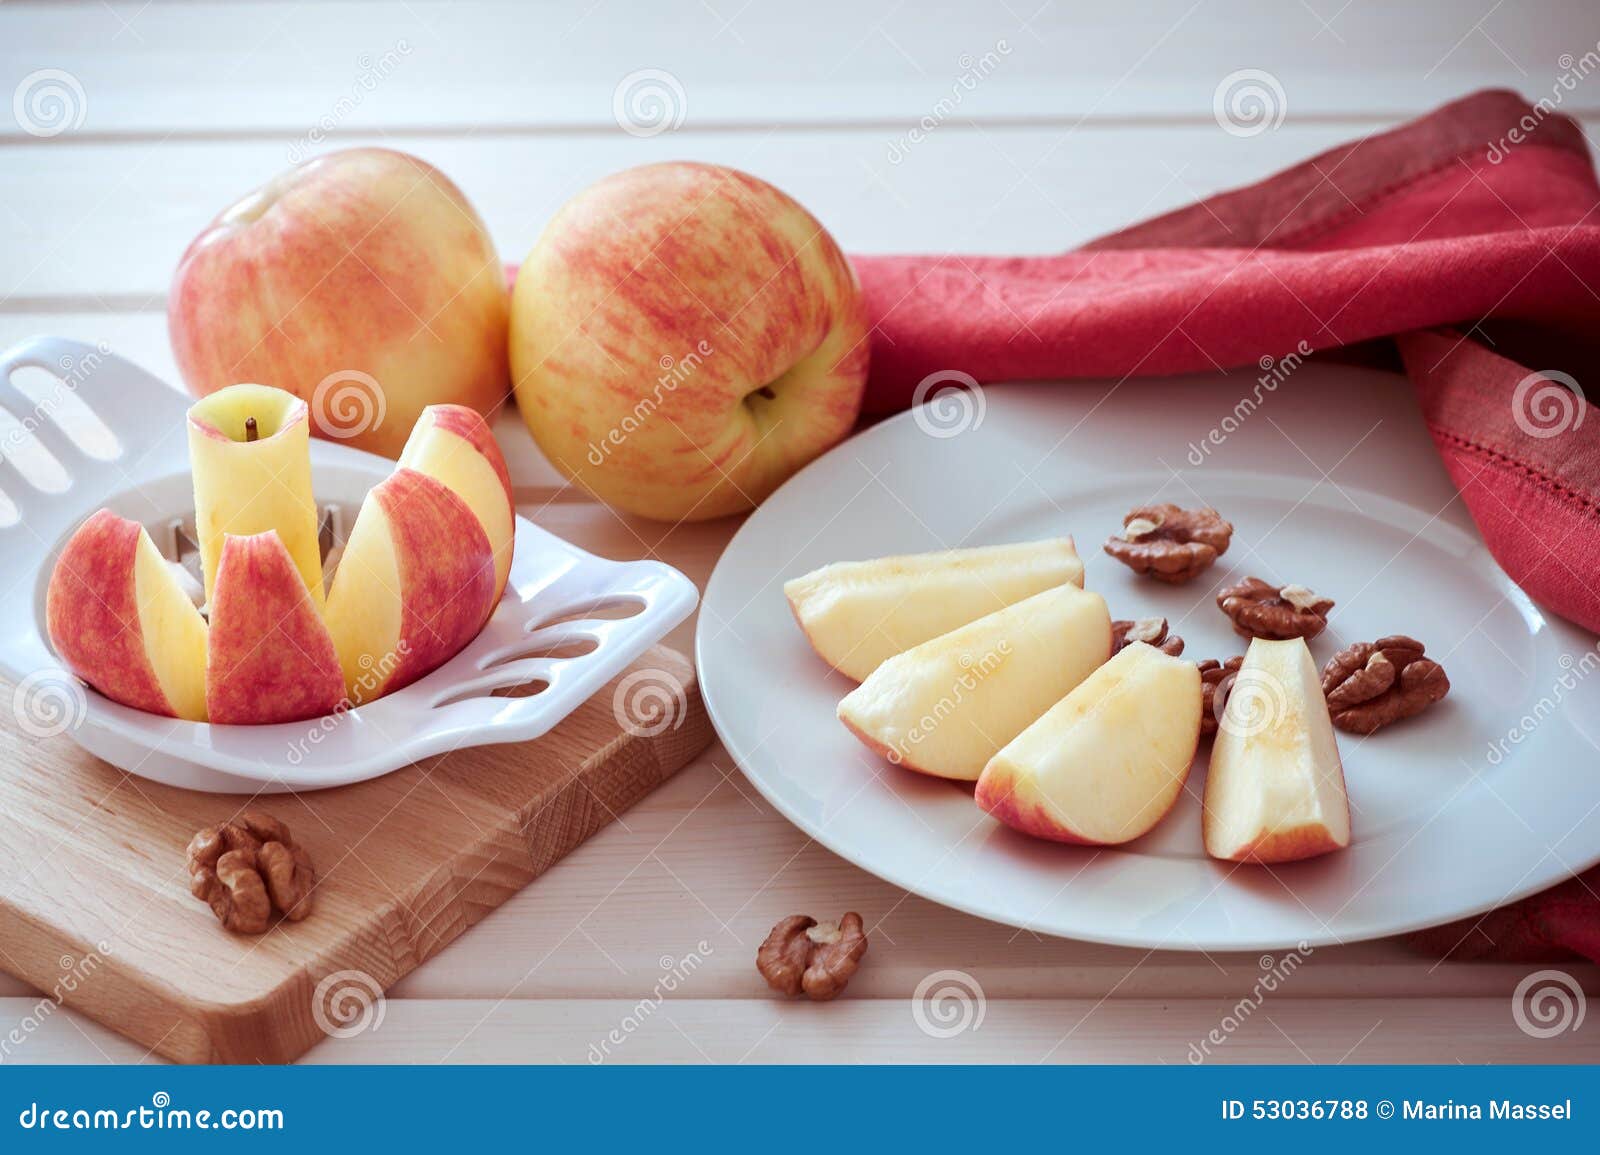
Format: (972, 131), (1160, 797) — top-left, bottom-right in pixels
(1217, 577), (1333, 640)
(187, 812), (316, 935)
(757, 913), (868, 1001)
(1103, 504), (1233, 584)
(1322, 636), (1449, 734)
(1111, 617), (1185, 657)
(1197, 656), (1243, 736)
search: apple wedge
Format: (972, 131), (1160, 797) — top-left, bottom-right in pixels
(323, 468), (497, 704)
(975, 642), (1202, 844)
(1203, 637), (1351, 864)
(838, 583), (1111, 781)
(205, 530), (344, 724)
(786, 538), (1085, 681)
(397, 403), (516, 612)
(46, 509), (210, 721)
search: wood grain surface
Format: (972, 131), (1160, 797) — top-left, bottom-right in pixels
(0, 645), (713, 1063)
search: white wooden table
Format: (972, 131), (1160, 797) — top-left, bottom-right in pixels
(2, 0), (1598, 1064)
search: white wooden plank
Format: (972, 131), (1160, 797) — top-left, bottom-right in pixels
(16, 120), (1599, 305)
(3, 996), (1595, 1064)
(2, 0), (1596, 138)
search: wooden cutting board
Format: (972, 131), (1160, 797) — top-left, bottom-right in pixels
(0, 644), (712, 1064)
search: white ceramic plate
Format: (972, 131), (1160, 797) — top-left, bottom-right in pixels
(697, 364), (1600, 951)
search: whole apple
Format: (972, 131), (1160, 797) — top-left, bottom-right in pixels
(510, 162), (869, 521)
(169, 148), (510, 459)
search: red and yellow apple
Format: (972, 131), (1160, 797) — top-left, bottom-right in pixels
(169, 147), (510, 459)
(837, 583), (1110, 781)
(46, 509), (210, 721)
(976, 642), (1202, 845)
(323, 468), (498, 705)
(206, 531), (343, 724)
(510, 161), (870, 521)
(1203, 637), (1351, 864)
(188, 383), (324, 607)
(46, 387), (517, 725)
(787, 538), (1085, 681)
(396, 403), (516, 610)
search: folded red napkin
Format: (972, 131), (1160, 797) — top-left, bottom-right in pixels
(851, 90), (1600, 963)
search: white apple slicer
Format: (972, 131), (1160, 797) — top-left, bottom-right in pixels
(0, 337), (699, 794)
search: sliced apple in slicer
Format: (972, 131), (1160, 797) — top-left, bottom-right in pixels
(397, 403), (517, 612)
(46, 509), (210, 721)
(323, 468), (498, 705)
(205, 530), (344, 725)
(837, 583), (1111, 781)
(975, 642), (1202, 845)
(187, 383), (325, 608)
(786, 538), (1085, 682)
(1203, 637), (1351, 864)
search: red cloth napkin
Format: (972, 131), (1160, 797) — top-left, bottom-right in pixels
(851, 90), (1600, 963)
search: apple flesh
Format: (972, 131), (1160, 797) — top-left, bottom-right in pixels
(511, 161), (870, 521)
(976, 642), (1202, 845)
(323, 468), (497, 704)
(396, 403), (515, 611)
(838, 583), (1110, 781)
(188, 383), (325, 608)
(170, 148), (510, 459)
(786, 538), (1085, 682)
(46, 510), (209, 721)
(1203, 637), (1351, 864)
(206, 531), (344, 724)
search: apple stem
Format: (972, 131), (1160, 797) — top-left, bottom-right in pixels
(244, 416), (259, 443)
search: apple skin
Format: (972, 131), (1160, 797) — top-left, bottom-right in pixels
(169, 148), (510, 459)
(510, 161), (870, 521)
(323, 468), (498, 703)
(45, 509), (208, 720)
(206, 530), (345, 724)
(397, 403), (515, 611)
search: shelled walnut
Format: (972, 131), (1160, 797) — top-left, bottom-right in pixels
(1197, 656), (1243, 736)
(757, 913), (868, 1001)
(187, 812), (315, 935)
(1217, 577), (1333, 640)
(1110, 617), (1185, 656)
(1322, 636), (1450, 734)
(1103, 504), (1233, 584)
